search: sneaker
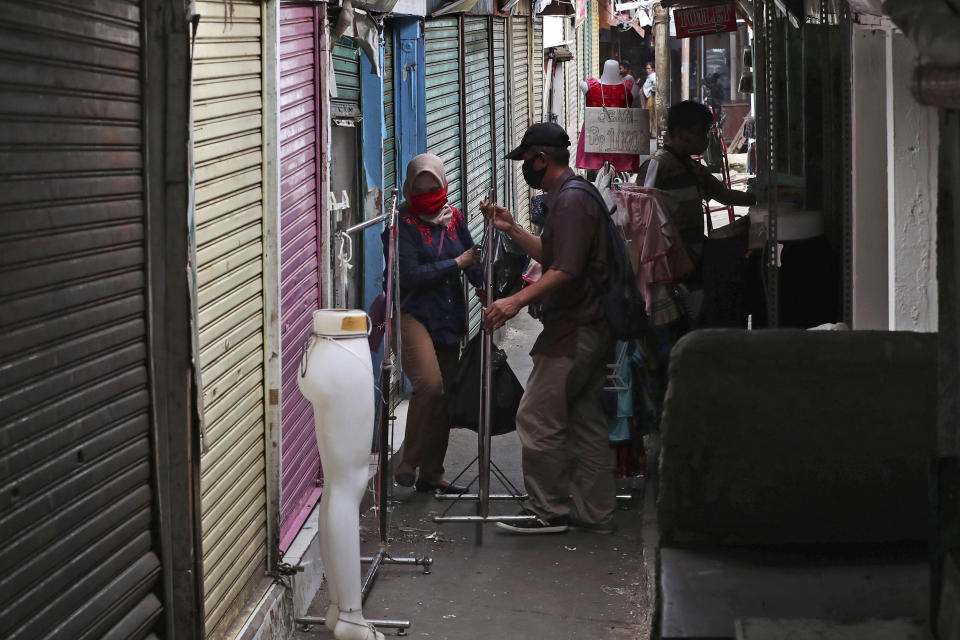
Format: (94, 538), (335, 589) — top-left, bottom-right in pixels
(568, 518), (616, 534)
(496, 510), (568, 534)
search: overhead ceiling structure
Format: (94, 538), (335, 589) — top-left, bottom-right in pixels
(884, 0), (960, 108)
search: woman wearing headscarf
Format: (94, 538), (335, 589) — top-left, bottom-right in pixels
(388, 153), (481, 494)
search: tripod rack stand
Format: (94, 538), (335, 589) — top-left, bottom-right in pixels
(296, 190), (431, 636)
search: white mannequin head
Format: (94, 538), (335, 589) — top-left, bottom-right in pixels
(600, 59), (622, 84)
(581, 59), (632, 94)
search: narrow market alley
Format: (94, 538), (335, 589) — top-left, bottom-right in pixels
(294, 312), (653, 640)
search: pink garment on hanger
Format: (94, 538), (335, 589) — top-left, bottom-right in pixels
(614, 185), (694, 325)
(575, 78), (641, 172)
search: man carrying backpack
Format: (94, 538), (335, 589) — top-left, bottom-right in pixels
(480, 122), (619, 535)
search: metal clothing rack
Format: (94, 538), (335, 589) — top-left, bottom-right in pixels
(296, 190), (431, 636)
(431, 190), (536, 541)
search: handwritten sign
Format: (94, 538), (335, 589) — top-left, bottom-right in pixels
(675, 2), (737, 38)
(583, 107), (650, 155)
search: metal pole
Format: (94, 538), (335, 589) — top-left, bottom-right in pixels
(296, 617), (411, 632)
(434, 514), (538, 523)
(479, 189), (495, 526)
(654, 4), (670, 145)
(343, 210), (391, 235)
(699, 36), (705, 103)
(761, 0), (779, 327)
(361, 549), (386, 601)
(377, 190), (399, 544)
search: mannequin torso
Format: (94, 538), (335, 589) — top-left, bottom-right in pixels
(574, 59), (641, 171)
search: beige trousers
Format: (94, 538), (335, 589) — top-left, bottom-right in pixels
(397, 314), (460, 482)
(515, 325), (616, 525)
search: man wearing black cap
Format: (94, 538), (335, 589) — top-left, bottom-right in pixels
(480, 122), (616, 535)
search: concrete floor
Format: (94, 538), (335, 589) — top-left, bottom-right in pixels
(294, 312), (652, 640)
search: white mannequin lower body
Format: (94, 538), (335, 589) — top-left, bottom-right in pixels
(298, 310), (383, 640)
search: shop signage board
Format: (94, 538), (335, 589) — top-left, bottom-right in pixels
(674, 2), (737, 38)
(583, 107), (650, 155)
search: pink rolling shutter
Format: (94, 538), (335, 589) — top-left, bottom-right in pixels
(278, 2), (323, 551)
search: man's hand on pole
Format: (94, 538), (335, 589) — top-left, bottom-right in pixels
(479, 198), (515, 232)
(483, 295), (522, 332)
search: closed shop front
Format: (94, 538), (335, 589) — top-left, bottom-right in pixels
(277, 1), (324, 552)
(330, 34), (364, 308)
(192, 1), (268, 637)
(0, 2), (164, 638)
(424, 17), (463, 212)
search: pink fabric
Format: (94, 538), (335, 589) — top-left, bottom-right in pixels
(575, 78), (641, 172)
(614, 185), (694, 324)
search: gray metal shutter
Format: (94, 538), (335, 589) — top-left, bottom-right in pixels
(510, 15), (531, 228)
(532, 16), (544, 124)
(425, 17), (463, 212)
(462, 17), (494, 338)
(278, 1), (323, 552)
(0, 2), (162, 639)
(192, 2), (268, 638)
(383, 24), (397, 198)
(492, 17), (510, 209)
(576, 19), (587, 148)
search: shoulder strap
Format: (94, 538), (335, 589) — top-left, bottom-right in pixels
(560, 177), (612, 217)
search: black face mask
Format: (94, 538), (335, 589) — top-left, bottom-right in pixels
(522, 155), (547, 189)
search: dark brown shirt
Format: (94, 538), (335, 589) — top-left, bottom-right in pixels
(533, 169), (610, 356)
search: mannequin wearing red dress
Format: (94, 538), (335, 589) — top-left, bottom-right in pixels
(575, 59), (641, 172)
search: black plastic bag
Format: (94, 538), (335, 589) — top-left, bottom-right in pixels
(447, 334), (523, 436)
(481, 228), (529, 301)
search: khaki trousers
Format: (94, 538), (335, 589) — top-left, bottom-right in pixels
(397, 314), (459, 482)
(515, 326), (616, 525)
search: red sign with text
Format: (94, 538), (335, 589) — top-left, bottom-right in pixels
(674, 2), (737, 38)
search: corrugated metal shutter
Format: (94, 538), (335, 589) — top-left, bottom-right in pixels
(590, 1), (599, 81)
(278, 2), (322, 553)
(510, 15), (531, 228)
(0, 2), (163, 639)
(192, 1), (268, 638)
(532, 16), (544, 124)
(332, 37), (362, 115)
(383, 24), (397, 198)
(492, 17), (510, 209)
(566, 18), (580, 149)
(424, 17), (463, 212)
(462, 17), (494, 337)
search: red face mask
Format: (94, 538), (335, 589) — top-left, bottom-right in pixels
(409, 183), (448, 217)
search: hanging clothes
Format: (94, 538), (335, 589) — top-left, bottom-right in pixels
(575, 78), (641, 172)
(603, 340), (654, 478)
(614, 184), (695, 326)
